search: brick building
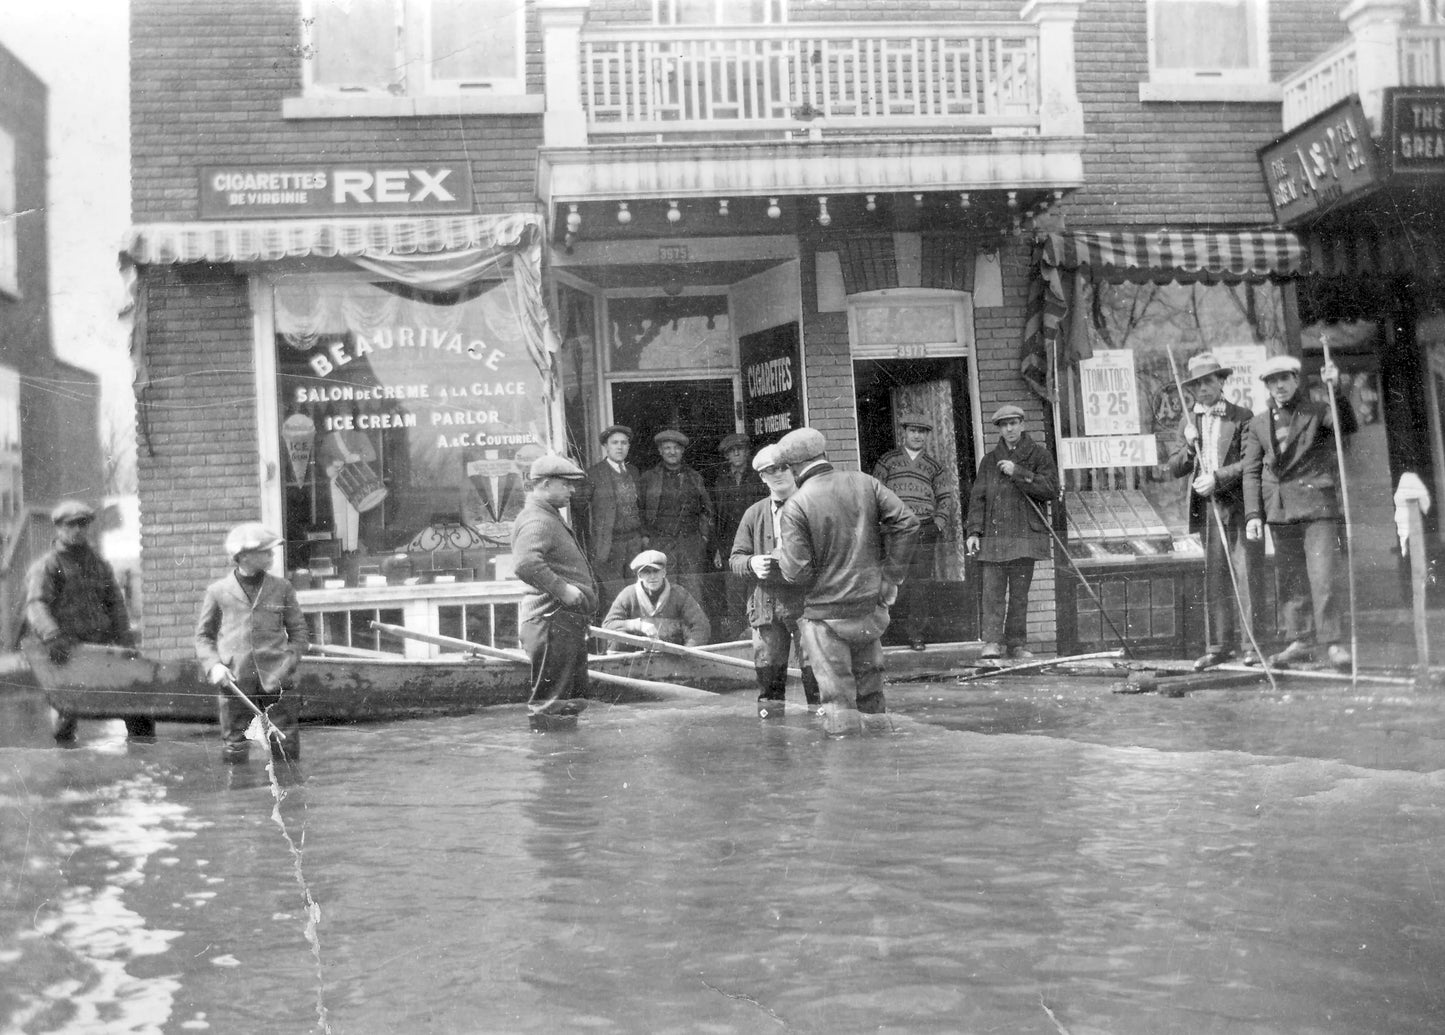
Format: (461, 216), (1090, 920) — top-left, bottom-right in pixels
(126, 0), (1424, 663)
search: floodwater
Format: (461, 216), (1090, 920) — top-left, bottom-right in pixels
(2, 676), (1444, 1035)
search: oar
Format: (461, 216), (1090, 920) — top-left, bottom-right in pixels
(369, 621), (711, 700)
(1319, 335), (1360, 689)
(589, 625), (802, 681)
(220, 676), (286, 743)
(954, 649), (1123, 682)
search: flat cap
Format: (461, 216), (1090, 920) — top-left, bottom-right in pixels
(898, 413), (933, 431)
(1259, 355), (1302, 380)
(529, 454), (586, 481)
(718, 432), (750, 453)
(991, 404), (1026, 425)
(599, 424), (633, 444)
(225, 521), (282, 558)
(776, 427), (827, 464)
(752, 444), (786, 472)
(629, 549), (669, 572)
(1182, 351), (1234, 387)
(654, 428), (690, 448)
(50, 499), (95, 524)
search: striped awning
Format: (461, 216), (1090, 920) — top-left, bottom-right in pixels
(1036, 229), (1310, 282)
(123, 212), (541, 267)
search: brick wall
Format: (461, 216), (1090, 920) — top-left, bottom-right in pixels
(134, 268), (258, 660)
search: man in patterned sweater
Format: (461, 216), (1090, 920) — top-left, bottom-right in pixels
(872, 414), (955, 650)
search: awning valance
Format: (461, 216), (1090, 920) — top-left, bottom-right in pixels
(123, 212), (541, 269)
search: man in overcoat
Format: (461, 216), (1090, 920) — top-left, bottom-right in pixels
(1242, 354), (1357, 670)
(775, 427), (918, 735)
(195, 523), (310, 763)
(965, 404), (1059, 660)
(729, 444), (820, 718)
(1165, 352), (1264, 670)
(573, 424), (644, 610)
(512, 454), (599, 728)
(640, 429), (714, 605)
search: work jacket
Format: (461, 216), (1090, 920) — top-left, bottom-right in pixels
(729, 495), (807, 627)
(22, 540), (134, 647)
(511, 493), (599, 625)
(194, 572), (309, 692)
(1242, 387), (1358, 524)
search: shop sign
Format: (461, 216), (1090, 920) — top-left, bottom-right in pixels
(739, 323), (804, 443)
(1259, 97), (1381, 225)
(199, 161), (474, 219)
(1383, 87), (1445, 177)
(1209, 344), (1270, 414)
(1079, 350), (1140, 436)
(1059, 436), (1159, 470)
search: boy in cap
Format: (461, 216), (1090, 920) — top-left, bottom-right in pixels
(712, 432), (767, 637)
(512, 453), (599, 728)
(195, 523), (310, 763)
(22, 499), (142, 740)
(729, 444), (820, 717)
(872, 413), (956, 650)
(1242, 353), (1358, 670)
(1165, 351), (1264, 670)
(601, 549), (710, 648)
(640, 428), (714, 605)
(965, 404), (1059, 660)
(774, 427), (919, 735)
(573, 424), (644, 610)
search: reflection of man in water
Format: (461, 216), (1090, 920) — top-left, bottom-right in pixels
(319, 428), (376, 553)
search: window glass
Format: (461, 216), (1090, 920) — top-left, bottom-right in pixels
(607, 295), (732, 372)
(429, 0), (519, 83)
(310, 0), (399, 91)
(854, 303), (957, 346)
(655, 0), (784, 24)
(273, 278), (551, 583)
(0, 367), (20, 523)
(1150, 0), (1265, 80)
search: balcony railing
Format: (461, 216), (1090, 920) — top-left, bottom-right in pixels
(579, 23), (1041, 139)
(1282, 25), (1445, 131)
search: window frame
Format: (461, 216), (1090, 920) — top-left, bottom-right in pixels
(1140, 0), (1279, 103)
(0, 129), (17, 299)
(652, 0), (787, 25)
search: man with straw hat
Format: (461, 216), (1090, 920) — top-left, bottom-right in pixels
(1165, 351), (1264, 670)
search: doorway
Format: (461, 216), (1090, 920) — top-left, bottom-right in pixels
(610, 378), (738, 482)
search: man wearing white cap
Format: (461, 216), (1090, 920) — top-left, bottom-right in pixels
(1242, 353), (1358, 670)
(729, 444), (820, 718)
(512, 454), (598, 728)
(1165, 352), (1264, 670)
(601, 549), (710, 648)
(195, 523), (310, 763)
(774, 427), (919, 734)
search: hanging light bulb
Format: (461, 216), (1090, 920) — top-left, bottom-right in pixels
(959, 192), (971, 208)
(717, 198), (729, 217)
(616, 202), (631, 225)
(1007, 190), (1019, 211)
(913, 193), (924, 208)
(566, 203), (581, 233)
(767, 197), (781, 219)
(667, 200), (682, 223)
(865, 194), (877, 213)
(817, 196), (831, 227)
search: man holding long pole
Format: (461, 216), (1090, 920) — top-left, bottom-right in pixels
(1241, 355), (1357, 671)
(1165, 352), (1264, 670)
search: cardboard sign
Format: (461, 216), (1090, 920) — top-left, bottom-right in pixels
(1078, 351), (1140, 436)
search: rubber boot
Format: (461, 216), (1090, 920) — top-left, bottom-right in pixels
(757, 698), (785, 719)
(51, 709), (79, 743)
(124, 716), (157, 739)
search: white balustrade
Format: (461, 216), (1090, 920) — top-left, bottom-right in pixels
(1282, 25), (1445, 133)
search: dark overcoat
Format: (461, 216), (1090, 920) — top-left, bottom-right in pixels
(1242, 388), (1358, 525)
(964, 433), (1058, 563)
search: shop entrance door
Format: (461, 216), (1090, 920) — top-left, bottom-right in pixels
(610, 378), (738, 482)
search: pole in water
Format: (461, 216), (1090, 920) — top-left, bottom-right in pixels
(1320, 335), (1360, 689)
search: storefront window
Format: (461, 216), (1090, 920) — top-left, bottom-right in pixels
(1063, 278), (1286, 539)
(273, 277), (551, 586)
(606, 295), (732, 372)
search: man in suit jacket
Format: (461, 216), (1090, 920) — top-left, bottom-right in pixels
(195, 523), (310, 763)
(573, 424), (644, 610)
(1165, 352), (1264, 670)
(1242, 354), (1358, 670)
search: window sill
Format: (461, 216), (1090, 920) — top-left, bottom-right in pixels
(283, 94), (547, 120)
(1138, 81), (1282, 104)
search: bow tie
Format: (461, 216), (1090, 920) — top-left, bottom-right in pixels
(1194, 403), (1227, 417)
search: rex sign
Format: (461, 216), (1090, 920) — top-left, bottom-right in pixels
(198, 161), (474, 219)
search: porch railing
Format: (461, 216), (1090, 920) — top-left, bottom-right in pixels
(1282, 26), (1445, 131)
(579, 22), (1041, 139)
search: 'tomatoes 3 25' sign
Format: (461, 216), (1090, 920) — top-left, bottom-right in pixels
(199, 161), (474, 219)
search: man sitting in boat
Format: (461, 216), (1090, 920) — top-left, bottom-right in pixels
(602, 550), (710, 650)
(21, 499), (145, 741)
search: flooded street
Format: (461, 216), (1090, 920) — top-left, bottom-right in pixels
(3, 678), (1444, 1034)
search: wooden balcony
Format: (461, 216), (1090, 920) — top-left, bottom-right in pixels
(1282, 21), (1445, 132)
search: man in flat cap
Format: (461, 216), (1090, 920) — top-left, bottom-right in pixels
(22, 500), (142, 741)
(1166, 352), (1264, 670)
(965, 404), (1059, 661)
(602, 549), (710, 649)
(872, 413), (956, 650)
(572, 424), (644, 610)
(729, 444), (820, 718)
(640, 429), (714, 606)
(512, 454), (599, 728)
(195, 522), (309, 763)
(1242, 353), (1358, 670)
(711, 432), (767, 638)
(775, 427), (919, 735)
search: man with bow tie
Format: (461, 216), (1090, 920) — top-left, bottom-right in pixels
(1166, 352), (1263, 670)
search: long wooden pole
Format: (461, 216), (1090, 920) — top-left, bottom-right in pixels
(1408, 498), (1431, 686)
(368, 621), (711, 700)
(589, 625), (801, 681)
(1319, 337), (1360, 689)
(954, 649), (1123, 682)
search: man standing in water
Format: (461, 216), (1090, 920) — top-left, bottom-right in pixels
(965, 404), (1059, 661)
(512, 454), (598, 729)
(775, 427), (918, 735)
(22, 499), (143, 741)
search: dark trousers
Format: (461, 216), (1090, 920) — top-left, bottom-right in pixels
(980, 558), (1036, 647)
(895, 523), (939, 641)
(1200, 504), (1264, 653)
(217, 678), (301, 761)
(521, 607), (590, 717)
(1271, 519), (1344, 646)
(753, 619), (820, 706)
